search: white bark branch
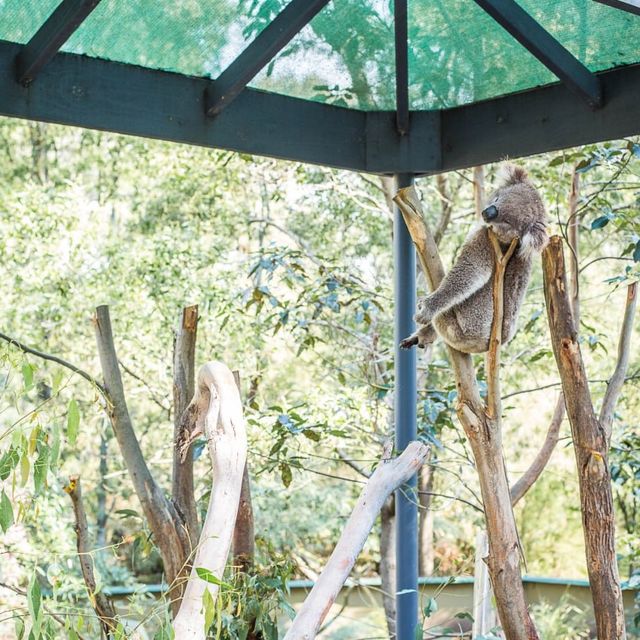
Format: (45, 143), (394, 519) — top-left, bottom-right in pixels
(599, 282), (637, 441)
(284, 441), (430, 640)
(172, 362), (247, 640)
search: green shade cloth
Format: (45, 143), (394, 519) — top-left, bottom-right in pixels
(1, 0), (638, 110)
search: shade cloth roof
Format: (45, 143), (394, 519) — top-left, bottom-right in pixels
(1, 0), (640, 172)
(4, 0), (639, 110)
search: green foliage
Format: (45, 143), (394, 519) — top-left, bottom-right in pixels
(529, 597), (590, 640)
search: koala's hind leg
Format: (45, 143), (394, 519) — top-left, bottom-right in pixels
(434, 309), (489, 354)
(400, 323), (437, 350)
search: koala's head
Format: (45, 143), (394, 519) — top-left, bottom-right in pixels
(481, 165), (548, 257)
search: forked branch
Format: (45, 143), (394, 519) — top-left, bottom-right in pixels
(486, 232), (519, 420)
(394, 186), (537, 640)
(93, 305), (190, 613)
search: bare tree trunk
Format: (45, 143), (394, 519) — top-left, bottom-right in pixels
(93, 306), (190, 614)
(284, 442), (429, 640)
(231, 373), (256, 573)
(173, 362), (248, 639)
(96, 422), (109, 549)
(64, 476), (117, 638)
(394, 188), (538, 640)
(379, 496), (396, 639)
(542, 237), (632, 640)
(418, 463), (435, 576)
(172, 305), (199, 544)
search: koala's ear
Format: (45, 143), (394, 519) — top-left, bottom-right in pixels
(520, 221), (549, 258)
(500, 163), (529, 187)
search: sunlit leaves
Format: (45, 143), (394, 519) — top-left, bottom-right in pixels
(196, 567), (233, 590)
(0, 490), (14, 532)
(279, 462), (292, 488)
(0, 446), (20, 480)
(66, 399), (80, 445)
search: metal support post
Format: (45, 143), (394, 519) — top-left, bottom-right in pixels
(394, 173), (418, 638)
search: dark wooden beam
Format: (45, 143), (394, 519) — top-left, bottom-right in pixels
(1, 40), (367, 172)
(472, 0), (603, 109)
(15, 0), (102, 86)
(3, 40), (640, 174)
(593, 0), (640, 15)
(205, 0), (332, 117)
(394, 0), (410, 135)
(440, 64), (640, 171)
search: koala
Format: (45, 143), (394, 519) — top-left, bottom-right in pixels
(401, 165), (548, 354)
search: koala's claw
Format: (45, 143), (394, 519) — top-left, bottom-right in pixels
(400, 323), (437, 350)
(399, 334), (419, 350)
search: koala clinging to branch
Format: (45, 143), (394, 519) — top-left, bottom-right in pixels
(401, 165), (548, 354)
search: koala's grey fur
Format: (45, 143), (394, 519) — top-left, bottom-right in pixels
(401, 165), (548, 354)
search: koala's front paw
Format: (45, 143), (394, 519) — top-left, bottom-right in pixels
(415, 297), (434, 325)
(399, 334), (419, 350)
(400, 324), (437, 350)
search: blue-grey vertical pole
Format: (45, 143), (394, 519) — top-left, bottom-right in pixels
(394, 173), (418, 638)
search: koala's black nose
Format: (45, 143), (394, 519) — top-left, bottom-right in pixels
(482, 205), (498, 221)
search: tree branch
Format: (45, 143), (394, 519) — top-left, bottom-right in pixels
(173, 362), (247, 640)
(172, 305), (199, 544)
(284, 441), (430, 640)
(231, 372), (256, 575)
(542, 236), (626, 639)
(93, 305), (189, 614)
(486, 231), (519, 420)
(599, 282), (637, 441)
(0, 331), (105, 395)
(63, 476), (117, 638)
(510, 394), (565, 506)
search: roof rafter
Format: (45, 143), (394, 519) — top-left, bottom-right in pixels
(15, 0), (102, 86)
(472, 0), (603, 109)
(594, 0), (640, 15)
(394, 0), (410, 136)
(2, 40), (640, 174)
(205, 0), (332, 117)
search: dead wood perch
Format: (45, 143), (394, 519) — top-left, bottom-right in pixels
(543, 237), (633, 640)
(172, 361), (247, 640)
(284, 440), (430, 640)
(64, 476), (117, 638)
(394, 186), (538, 640)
